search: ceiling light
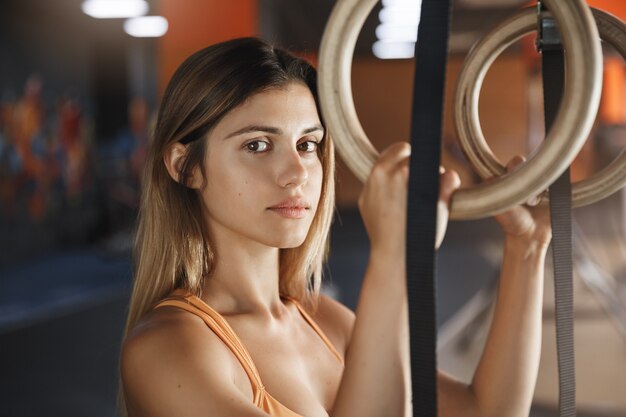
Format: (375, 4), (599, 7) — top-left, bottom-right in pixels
(372, 40), (416, 59)
(376, 24), (418, 43)
(81, 0), (148, 19)
(124, 16), (169, 37)
(382, 0), (422, 7)
(374, 0), (421, 59)
(379, 7), (421, 25)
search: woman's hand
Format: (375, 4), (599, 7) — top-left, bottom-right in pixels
(358, 142), (461, 255)
(493, 156), (552, 246)
(436, 165), (462, 249)
(358, 142), (410, 256)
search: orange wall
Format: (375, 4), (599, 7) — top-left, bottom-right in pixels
(589, 0), (626, 124)
(335, 54), (529, 207)
(602, 57), (626, 124)
(157, 0), (258, 93)
(587, 0), (626, 20)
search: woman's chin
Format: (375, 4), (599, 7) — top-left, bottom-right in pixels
(261, 223), (312, 249)
(278, 238), (308, 249)
(264, 234), (308, 249)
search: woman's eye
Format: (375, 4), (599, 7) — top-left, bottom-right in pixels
(298, 140), (319, 153)
(245, 140), (270, 153)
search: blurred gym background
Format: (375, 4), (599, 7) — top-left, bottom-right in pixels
(0, 0), (625, 416)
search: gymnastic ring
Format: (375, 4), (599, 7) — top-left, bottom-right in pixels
(455, 7), (625, 208)
(318, 0), (602, 220)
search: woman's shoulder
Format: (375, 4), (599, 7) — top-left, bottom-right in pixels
(120, 306), (241, 412)
(122, 305), (236, 369)
(124, 305), (200, 346)
(307, 294), (355, 356)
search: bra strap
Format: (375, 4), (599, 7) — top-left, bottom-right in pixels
(283, 297), (344, 365)
(154, 297), (266, 405)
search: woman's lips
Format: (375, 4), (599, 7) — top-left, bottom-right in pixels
(268, 197), (310, 218)
(267, 207), (308, 219)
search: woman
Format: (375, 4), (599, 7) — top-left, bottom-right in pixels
(120, 37), (550, 417)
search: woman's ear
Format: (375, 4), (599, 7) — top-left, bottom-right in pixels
(163, 142), (202, 189)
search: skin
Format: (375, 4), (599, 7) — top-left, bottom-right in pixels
(121, 81), (551, 417)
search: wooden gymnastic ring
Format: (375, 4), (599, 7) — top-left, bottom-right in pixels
(455, 7), (625, 208)
(318, 0), (602, 219)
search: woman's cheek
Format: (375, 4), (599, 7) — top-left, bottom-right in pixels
(310, 163), (324, 213)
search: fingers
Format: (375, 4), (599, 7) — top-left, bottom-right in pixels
(439, 166), (461, 201)
(379, 141), (411, 161)
(360, 142), (411, 253)
(372, 143), (463, 196)
(360, 142), (410, 206)
(506, 155), (525, 172)
(375, 142), (411, 172)
(506, 155), (546, 206)
(367, 142), (411, 191)
(435, 167), (460, 250)
(503, 155), (546, 207)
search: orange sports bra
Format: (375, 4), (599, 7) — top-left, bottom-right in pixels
(153, 290), (344, 417)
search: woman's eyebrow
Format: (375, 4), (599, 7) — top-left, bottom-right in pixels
(225, 125), (281, 139)
(224, 124), (324, 139)
(302, 124), (324, 134)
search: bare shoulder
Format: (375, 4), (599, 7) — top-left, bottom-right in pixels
(122, 306), (227, 369)
(121, 307), (262, 417)
(120, 308), (234, 404)
(309, 294), (355, 355)
(122, 306), (230, 369)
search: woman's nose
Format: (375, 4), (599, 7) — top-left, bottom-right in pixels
(276, 149), (308, 188)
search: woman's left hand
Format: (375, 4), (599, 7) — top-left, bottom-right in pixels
(436, 166), (461, 249)
(492, 156), (552, 246)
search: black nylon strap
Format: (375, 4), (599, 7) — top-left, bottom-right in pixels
(540, 10), (577, 416)
(407, 0), (452, 415)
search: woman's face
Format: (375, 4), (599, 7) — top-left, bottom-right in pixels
(198, 82), (325, 250)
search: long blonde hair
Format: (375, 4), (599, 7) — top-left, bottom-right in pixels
(120, 37), (335, 414)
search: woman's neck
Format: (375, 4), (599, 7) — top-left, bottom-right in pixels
(200, 241), (285, 319)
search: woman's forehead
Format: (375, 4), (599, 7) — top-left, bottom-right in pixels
(211, 83), (322, 138)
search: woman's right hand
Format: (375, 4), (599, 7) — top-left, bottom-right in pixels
(358, 142), (460, 255)
(358, 142), (411, 256)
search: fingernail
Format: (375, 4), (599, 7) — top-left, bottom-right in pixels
(526, 193), (542, 206)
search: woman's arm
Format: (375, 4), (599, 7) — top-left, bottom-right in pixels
(470, 237), (547, 417)
(439, 238), (548, 417)
(331, 149), (550, 417)
(439, 155), (552, 417)
(331, 142), (460, 417)
(331, 245), (410, 417)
